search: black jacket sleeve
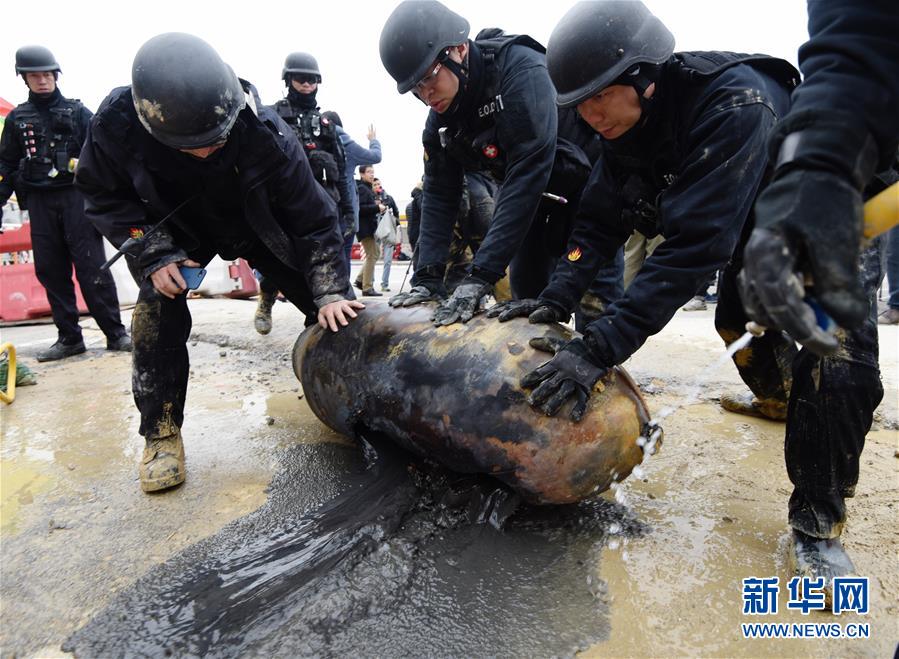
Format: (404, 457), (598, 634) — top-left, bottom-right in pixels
(467, 49), (558, 283)
(0, 108), (22, 206)
(792, 0), (899, 167)
(333, 138), (355, 225)
(263, 121), (348, 307)
(415, 114), (466, 281)
(76, 112), (188, 280)
(583, 94), (781, 366)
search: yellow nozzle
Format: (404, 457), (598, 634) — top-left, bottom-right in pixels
(864, 181), (899, 239)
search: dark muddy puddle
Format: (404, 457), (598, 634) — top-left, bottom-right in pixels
(65, 432), (645, 658)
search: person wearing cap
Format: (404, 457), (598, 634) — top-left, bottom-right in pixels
(509, 1), (888, 603)
(378, 0), (622, 327)
(75, 33), (362, 493)
(253, 52), (357, 334)
(0, 46), (130, 361)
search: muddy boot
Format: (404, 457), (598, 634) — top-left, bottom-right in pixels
(720, 391), (787, 421)
(254, 290), (276, 335)
(789, 529), (856, 610)
(36, 339), (86, 362)
(140, 432), (186, 493)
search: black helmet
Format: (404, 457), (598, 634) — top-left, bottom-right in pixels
(379, 0), (469, 94)
(131, 33), (245, 150)
(282, 52), (322, 84)
(547, 1), (674, 108)
(15, 45), (61, 75)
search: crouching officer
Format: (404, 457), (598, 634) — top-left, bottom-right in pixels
(254, 52), (356, 334)
(0, 46), (130, 361)
(379, 0), (622, 326)
(738, 0), (899, 595)
(75, 33), (362, 493)
(510, 1), (883, 605)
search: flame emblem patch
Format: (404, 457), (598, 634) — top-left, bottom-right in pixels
(567, 246), (582, 262)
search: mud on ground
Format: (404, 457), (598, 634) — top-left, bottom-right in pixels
(1, 296), (896, 657)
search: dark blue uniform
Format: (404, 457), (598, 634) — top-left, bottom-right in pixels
(75, 82), (348, 441)
(415, 31), (622, 308)
(0, 88), (127, 347)
(538, 49), (889, 539)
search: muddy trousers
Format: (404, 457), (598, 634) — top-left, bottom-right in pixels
(131, 242), (320, 439)
(715, 240), (884, 539)
(27, 187), (126, 344)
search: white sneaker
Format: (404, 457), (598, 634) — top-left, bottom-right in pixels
(682, 296), (707, 311)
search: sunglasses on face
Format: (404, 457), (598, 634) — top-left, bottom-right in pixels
(293, 74), (318, 85)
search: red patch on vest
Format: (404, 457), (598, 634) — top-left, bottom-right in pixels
(482, 144), (499, 159)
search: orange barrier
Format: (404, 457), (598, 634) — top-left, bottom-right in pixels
(350, 242), (403, 261)
(0, 223), (88, 322)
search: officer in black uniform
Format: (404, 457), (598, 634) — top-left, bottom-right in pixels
(254, 52), (355, 334)
(738, 0), (899, 593)
(0, 45), (130, 361)
(75, 33), (362, 493)
(378, 0), (622, 327)
(509, 1), (885, 605)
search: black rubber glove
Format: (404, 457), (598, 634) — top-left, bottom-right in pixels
(485, 298), (569, 324)
(739, 110), (879, 355)
(739, 228), (839, 354)
(520, 336), (608, 422)
(388, 284), (445, 308)
(432, 276), (493, 326)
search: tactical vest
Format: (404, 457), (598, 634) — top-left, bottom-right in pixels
(13, 98), (84, 184)
(274, 101), (342, 199)
(614, 51), (800, 239)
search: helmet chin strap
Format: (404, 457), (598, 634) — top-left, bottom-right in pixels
(440, 49), (469, 115)
(607, 63), (660, 141)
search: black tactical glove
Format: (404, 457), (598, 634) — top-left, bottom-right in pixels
(388, 284), (445, 308)
(739, 110), (879, 355)
(485, 298), (569, 324)
(520, 336), (608, 422)
(432, 276), (493, 326)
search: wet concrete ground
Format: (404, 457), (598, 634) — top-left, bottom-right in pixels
(2, 264), (897, 657)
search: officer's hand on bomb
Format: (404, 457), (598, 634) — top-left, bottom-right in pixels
(318, 299), (366, 332)
(520, 336), (609, 422)
(738, 110), (879, 355)
(486, 298), (569, 324)
(150, 259), (203, 299)
(431, 276), (493, 326)
(389, 284), (444, 308)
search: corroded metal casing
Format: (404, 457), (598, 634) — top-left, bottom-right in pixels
(292, 302), (653, 504)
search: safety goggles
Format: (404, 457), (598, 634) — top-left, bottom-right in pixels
(292, 74), (318, 85)
(414, 61), (443, 94)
